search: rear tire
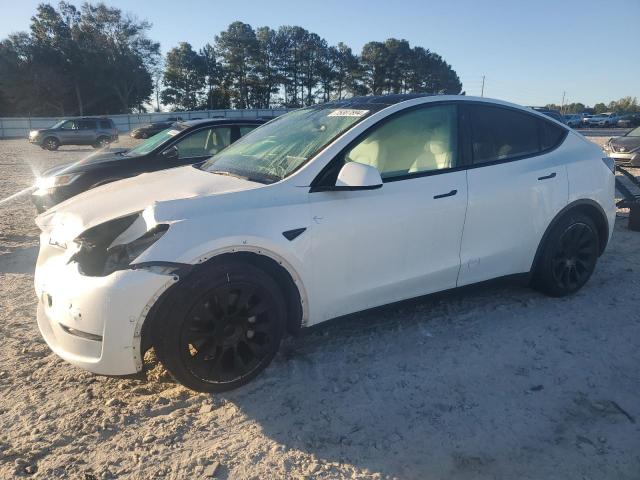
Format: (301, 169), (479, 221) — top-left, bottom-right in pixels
(153, 261), (286, 392)
(93, 136), (110, 148)
(42, 137), (59, 151)
(533, 212), (599, 297)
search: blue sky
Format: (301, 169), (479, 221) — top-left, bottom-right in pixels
(1, 0), (638, 107)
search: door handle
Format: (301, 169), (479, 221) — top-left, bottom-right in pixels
(433, 189), (457, 199)
(538, 172), (556, 181)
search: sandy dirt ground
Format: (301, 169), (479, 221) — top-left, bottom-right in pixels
(0, 135), (639, 479)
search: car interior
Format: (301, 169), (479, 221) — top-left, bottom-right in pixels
(345, 105), (458, 178)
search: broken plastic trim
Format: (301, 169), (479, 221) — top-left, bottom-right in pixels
(129, 261), (194, 276)
(70, 216), (170, 277)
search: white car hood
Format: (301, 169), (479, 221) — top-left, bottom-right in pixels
(35, 165), (262, 239)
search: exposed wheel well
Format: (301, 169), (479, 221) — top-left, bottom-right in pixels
(140, 251), (304, 354)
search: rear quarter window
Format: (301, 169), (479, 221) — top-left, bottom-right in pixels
(540, 120), (566, 150)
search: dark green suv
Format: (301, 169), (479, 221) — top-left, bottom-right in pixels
(29, 117), (119, 150)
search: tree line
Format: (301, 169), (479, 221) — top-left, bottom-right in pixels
(546, 96), (639, 115)
(0, 2), (160, 116)
(161, 23), (462, 111)
(0, 2), (462, 116)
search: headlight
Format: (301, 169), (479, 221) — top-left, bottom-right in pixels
(29, 130), (39, 138)
(35, 173), (81, 191)
(102, 225), (169, 275)
(70, 212), (169, 276)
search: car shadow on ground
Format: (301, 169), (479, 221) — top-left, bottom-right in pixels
(209, 280), (555, 479)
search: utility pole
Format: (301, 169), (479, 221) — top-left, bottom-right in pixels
(481, 75), (485, 97)
(560, 91), (566, 114)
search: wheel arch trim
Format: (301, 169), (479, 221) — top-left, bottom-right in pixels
(188, 245), (310, 327)
(135, 245), (310, 365)
(530, 198), (610, 277)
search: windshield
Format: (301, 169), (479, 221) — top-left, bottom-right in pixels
(626, 126), (640, 137)
(125, 126), (186, 157)
(200, 106), (372, 183)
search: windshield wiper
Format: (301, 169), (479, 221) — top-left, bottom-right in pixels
(210, 170), (276, 184)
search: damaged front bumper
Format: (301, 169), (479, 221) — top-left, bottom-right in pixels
(35, 237), (178, 375)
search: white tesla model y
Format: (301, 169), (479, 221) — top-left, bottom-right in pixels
(34, 94), (616, 391)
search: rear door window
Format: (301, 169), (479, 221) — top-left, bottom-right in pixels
(77, 120), (96, 130)
(99, 120), (112, 129)
(468, 105), (540, 164)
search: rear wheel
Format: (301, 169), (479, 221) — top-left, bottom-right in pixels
(154, 261), (286, 392)
(93, 136), (110, 148)
(533, 213), (599, 297)
(42, 137), (59, 151)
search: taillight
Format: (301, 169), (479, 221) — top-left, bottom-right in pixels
(602, 157), (615, 174)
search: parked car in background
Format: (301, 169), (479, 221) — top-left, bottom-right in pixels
(604, 125), (640, 167)
(29, 117), (118, 151)
(32, 118), (265, 212)
(581, 114), (593, 126)
(564, 114), (583, 128)
(530, 107), (566, 124)
(617, 114), (640, 128)
(33, 94), (615, 392)
(130, 121), (177, 139)
(585, 112), (619, 127)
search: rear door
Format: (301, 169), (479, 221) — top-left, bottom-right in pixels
(457, 103), (569, 286)
(76, 119), (97, 144)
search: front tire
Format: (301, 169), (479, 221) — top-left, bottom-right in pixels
(533, 213), (599, 297)
(154, 261), (286, 392)
(42, 137), (59, 151)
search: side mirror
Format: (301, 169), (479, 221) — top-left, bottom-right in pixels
(334, 162), (382, 190)
(161, 145), (179, 160)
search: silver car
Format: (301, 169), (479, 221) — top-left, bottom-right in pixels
(29, 117), (119, 151)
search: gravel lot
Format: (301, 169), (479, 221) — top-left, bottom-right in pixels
(0, 136), (639, 479)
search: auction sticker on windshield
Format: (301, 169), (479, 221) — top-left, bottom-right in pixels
(328, 109), (369, 117)
(167, 129), (180, 136)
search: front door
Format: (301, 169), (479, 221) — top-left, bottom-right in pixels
(308, 104), (468, 322)
(159, 126), (233, 168)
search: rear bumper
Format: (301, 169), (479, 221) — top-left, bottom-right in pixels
(35, 245), (176, 375)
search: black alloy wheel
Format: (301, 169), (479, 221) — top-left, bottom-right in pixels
(533, 212), (599, 297)
(550, 223), (598, 291)
(181, 282), (279, 384)
(154, 261), (286, 392)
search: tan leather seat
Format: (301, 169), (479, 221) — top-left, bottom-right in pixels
(497, 144), (513, 159)
(346, 138), (381, 170)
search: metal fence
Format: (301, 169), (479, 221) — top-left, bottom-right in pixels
(0, 108), (290, 139)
